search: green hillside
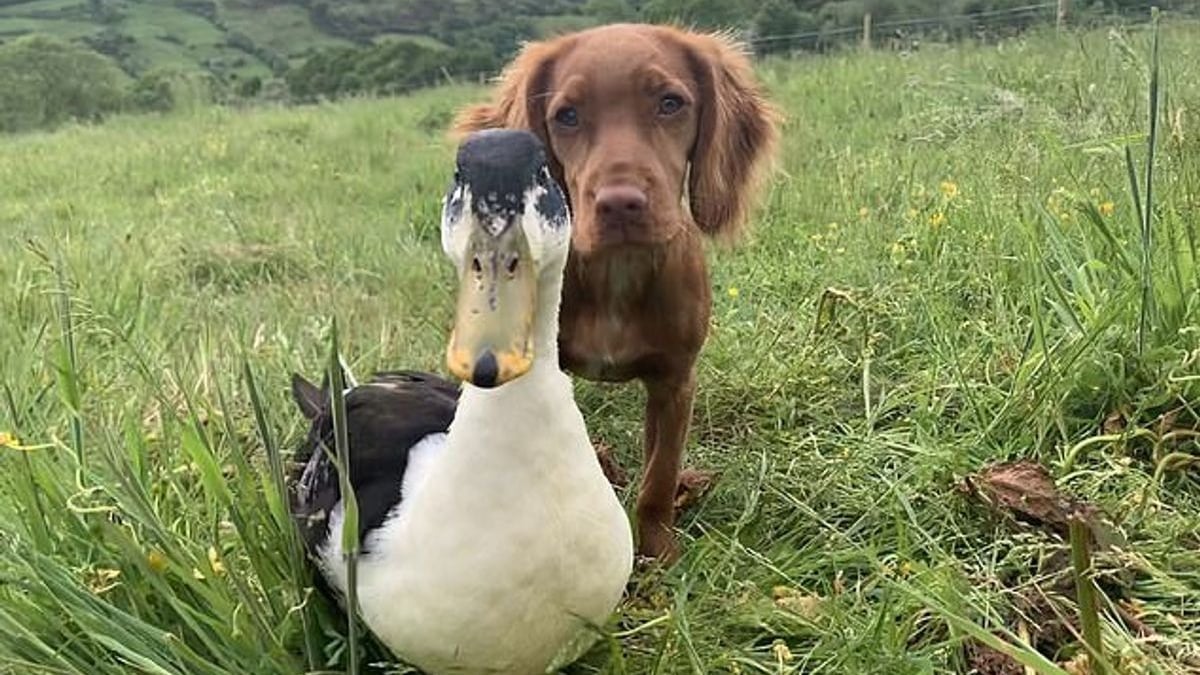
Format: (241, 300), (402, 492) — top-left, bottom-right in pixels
(0, 0), (592, 82)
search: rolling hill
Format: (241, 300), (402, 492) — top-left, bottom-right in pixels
(0, 0), (594, 82)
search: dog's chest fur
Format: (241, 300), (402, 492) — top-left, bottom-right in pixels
(557, 237), (710, 383)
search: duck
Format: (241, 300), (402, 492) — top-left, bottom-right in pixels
(288, 129), (634, 675)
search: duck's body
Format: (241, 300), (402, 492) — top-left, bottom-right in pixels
(290, 129), (633, 674)
(313, 364), (630, 673)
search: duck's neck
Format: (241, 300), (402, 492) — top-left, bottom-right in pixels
(530, 264), (564, 372)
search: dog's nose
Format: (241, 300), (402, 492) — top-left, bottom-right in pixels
(595, 185), (647, 225)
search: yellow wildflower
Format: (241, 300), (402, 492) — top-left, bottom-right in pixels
(0, 432), (52, 452)
(208, 547), (227, 576)
(939, 180), (958, 199)
(147, 549), (168, 574)
(1099, 201), (1115, 216)
(899, 560), (915, 577)
(727, 286), (740, 299)
(858, 206), (870, 219)
(929, 211), (946, 228)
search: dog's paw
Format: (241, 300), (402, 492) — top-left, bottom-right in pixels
(674, 468), (716, 513)
(636, 528), (679, 563)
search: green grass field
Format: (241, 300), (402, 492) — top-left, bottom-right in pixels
(1, 18), (1198, 675)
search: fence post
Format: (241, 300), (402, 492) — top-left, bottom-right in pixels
(1057, 0), (1070, 30)
(862, 12), (872, 50)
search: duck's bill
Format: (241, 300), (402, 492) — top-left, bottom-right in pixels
(446, 222), (536, 388)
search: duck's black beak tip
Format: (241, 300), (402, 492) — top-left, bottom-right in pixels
(470, 351), (500, 389)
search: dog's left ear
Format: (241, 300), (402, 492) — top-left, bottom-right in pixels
(683, 31), (781, 241)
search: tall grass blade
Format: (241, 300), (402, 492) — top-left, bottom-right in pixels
(30, 243), (87, 487)
(328, 319), (361, 675)
(1123, 147), (1143, 237)
(242, 360), (321, 670)
(4, 382), (53, 552)
(1069, 516), (1106, 674)
(1137, 10), (1161, 355)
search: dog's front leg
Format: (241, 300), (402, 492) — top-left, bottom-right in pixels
(636, 368), (696, 560)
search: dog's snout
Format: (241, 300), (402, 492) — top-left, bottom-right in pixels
(595, 185), (647, 225)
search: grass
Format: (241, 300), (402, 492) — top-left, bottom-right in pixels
(1, 18), (1199, 675)
(0, 16), (95, 40)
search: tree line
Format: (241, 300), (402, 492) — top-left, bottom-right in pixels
(284, 0), (1174, 101)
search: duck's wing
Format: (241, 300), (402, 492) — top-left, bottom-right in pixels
(289, 371), (459, 557)
(372, 370), (461, 402)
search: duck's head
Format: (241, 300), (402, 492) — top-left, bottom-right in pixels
(441, 129), (570, 389)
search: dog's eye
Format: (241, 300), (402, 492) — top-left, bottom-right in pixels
(554, 106), (579, 128)
(658, 94), (685, 116)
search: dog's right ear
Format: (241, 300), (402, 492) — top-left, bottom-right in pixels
(450, 38), (562, 143)
(290, 373), (325, 421)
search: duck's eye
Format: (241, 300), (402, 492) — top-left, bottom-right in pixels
(506, 255), (519, 276)
(554, 106), (578, 128)
(471, 256), (483, 275)
(658, 94), (685, 117)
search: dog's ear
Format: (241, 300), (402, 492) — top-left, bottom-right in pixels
(451, 39), (561, 144)
(290, 373), (325, 421)
(682, 30), (780, 241)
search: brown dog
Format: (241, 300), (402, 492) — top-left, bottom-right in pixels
(453, 23), (779, 559)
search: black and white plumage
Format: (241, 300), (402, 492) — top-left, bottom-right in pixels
(289, 370), (458, 556)
(288, 129), (633, 675)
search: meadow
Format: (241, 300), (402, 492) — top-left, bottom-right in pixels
(0, 18), (1198, 675)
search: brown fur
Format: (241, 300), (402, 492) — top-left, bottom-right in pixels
(453, 23), (779, 559)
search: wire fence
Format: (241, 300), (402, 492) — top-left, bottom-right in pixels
(743, 1), (1196, 54)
